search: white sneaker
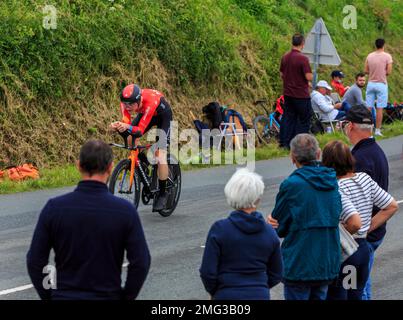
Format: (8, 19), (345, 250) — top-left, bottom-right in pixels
(375, 129), (383, 137)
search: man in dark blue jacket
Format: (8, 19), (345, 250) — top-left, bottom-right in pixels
(343, 105), (389, 300)
(268, 134), (341, 300)
(27, 140), (151, 300)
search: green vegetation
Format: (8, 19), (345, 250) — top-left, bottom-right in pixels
(0, 0), (401, 168)
(2, 121), (402, 194)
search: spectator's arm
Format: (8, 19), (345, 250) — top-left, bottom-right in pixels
(343, 213), (362, 234)
(271, 181), (292, 238)
(26, 201), (53, 300)
(199, 223), (221, 296)
(364, 58), (369, 74)
(305, 73), (313, 81)
(355, 88), (369, 108)
(266, 236), (283, 288)
(369, 199), (398, 233)
(339, 191), (362, 235)
(123, 207), (151, 300)
(386, 63), (393, 76)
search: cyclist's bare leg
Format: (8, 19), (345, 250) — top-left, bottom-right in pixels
(155, 149), (168, 180)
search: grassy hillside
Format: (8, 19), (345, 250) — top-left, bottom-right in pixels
(0, 0), (401, 167)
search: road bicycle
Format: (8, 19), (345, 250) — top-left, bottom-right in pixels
(108, 132), (181, 217)
(252, 99), (281, 145)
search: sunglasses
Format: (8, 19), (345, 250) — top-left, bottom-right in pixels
(123, 102), (136, 109)
(340, 120), (351, 130)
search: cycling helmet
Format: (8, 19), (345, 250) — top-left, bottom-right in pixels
(120, 84), (141, 104)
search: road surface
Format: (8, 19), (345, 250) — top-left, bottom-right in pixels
(1, 136), (402, 300)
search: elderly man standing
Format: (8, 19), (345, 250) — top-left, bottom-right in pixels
(279, 34), (313, 149)
(27, 140), (151, 300)
(267, 134), (341, 300)
(342, 105), (389, 300)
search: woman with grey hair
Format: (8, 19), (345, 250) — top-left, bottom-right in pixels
(199, 168), (283, 300)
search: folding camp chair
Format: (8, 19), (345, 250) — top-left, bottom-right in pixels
(311, 103), (338, 133)
(216, 122), (247, 150)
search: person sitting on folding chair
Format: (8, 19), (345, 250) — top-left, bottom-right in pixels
(311, 80), (352, 122)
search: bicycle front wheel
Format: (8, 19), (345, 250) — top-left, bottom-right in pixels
(108, 159), (141, 209)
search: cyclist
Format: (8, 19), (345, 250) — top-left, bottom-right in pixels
(110, 84), (173, 211)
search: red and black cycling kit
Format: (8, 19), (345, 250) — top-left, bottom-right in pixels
(120, 88), (173, 141)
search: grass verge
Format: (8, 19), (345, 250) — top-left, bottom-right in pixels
(1, 121), (402, 194)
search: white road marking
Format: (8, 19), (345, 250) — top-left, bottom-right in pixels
(1, 199), (402, 296)
(0, 284), (33, 296)
(0, 263), (130, 297)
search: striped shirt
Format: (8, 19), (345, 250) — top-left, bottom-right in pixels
(338, 172), (393, 238)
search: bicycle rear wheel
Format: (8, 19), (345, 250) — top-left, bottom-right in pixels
(253, 115), (277, 145)
(157, 156), (182, 217)
(108, 159), (141, 209)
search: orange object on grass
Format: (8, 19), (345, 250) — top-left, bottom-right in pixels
(5, 164), (40, 181)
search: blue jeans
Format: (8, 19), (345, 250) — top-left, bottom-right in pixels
(341, 101), (352, 112)
(284, 283), (328, 300)
(334, 101), (351, 120)
(327, 239), (371, 300)
(362, 238), (384, 300)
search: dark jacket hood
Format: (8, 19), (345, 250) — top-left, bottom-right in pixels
(294, 163), (338, 191)
(228, 210), (266, 234)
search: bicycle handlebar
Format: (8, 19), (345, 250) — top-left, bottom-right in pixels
(254, 99), (268, 105)
(109, 142), (152, 151)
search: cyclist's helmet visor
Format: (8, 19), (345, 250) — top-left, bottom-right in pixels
(120, 84), (141, 104)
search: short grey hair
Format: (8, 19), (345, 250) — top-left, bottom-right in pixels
(290, 134), (319, 164)
(224, 168), (264, 210)
(356, 123), (374, 131)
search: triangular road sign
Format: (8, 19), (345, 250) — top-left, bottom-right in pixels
(302, 18), (341, 66)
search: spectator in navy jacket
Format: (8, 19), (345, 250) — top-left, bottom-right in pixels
(342, 105), (390, 299)
(27, 140), (151, 300)
(199, 168), (283, 300)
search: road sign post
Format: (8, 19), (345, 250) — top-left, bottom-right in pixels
(302, 18), (341, 88)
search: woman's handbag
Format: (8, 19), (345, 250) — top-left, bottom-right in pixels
(339, 222), (359, 262)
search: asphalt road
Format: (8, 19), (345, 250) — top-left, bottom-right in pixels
(1, 136), (402, 300)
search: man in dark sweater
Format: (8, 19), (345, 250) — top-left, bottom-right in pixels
(343, 105), (389, 300)
(279, 33), (313, 149)
(27, 140), (151, 300)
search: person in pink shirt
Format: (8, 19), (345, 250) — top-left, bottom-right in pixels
(365, 38), (393, 136)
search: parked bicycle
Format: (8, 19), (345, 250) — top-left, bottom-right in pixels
(108, 132), (181, 217)
(253, 98), (282, 145)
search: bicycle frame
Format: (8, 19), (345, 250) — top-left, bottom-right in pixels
(110, 136), (152, 193)
(269, 112), (280, 130)
(128, 149), (139, 192)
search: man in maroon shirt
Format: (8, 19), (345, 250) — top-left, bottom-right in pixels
(279, 34), (313, 149)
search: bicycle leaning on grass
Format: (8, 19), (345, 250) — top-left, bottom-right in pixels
(253, 99), (282, 145)
(108, 132), (181, 217)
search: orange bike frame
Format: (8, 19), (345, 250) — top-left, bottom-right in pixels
(128, 149), (139, 191)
